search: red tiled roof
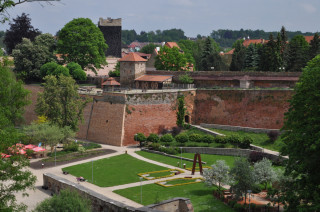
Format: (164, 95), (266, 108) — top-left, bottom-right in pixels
(304, 36), (314, 43)
(165, 42), (180, 49)
(225, 48), (235, 55)
(243, 39), (268, 47)
(102, 77), (120, 86)
(135, 75), (173, 82)
(133, 52), (151, 59)
(118, 52), (147, 62)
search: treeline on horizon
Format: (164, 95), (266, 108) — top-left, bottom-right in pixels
(121, 28), (315, 48)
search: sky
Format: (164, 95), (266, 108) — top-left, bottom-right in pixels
(1, 0), (320, 37)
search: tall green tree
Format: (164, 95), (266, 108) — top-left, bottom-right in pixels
(155, 46), (188, 71)
(279, 26), (289, 70)
(281, 55), (320, 210)
(230, 39), (246, 71)
(309, 33), (320, 60)
(287, 35), (309, 72)
(0, 64), (36, 212)
(12, 33), (56, 81)
(4, 13), (40, 54)
(36, 75), (89, 131)
(244, 44), (259, 70)
(259, 34), (282, 72)
(34, 189), (91, 212)
(57, 18), (108, 73)
(176, 95), (186, 127)
(139, 43), (158, 54)
(199, 37), (225, 71)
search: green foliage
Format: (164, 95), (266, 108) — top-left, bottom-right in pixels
(309, 33), (320, 60)
(57, 18), (108, 72)
(34, 189), (91, 212)
(134, 133), (146, 142)
(64, 141), (79, 152)
(40, 62), (70, 78)
(189, 133), (202, 143)
(3, 13), (41, 54)
(147, 133), (160, 143)
(244, 44), (259, 70)
(281, 55), (320, 210)
(0, 64), (30, 125)
(139, 43), (158, 54)
(176, 95), (186, 127)
(287, 35), (310, 72)
(204, 160), (230, 194)
(160, 134), (175, 143)
(199, 37), (226, 71)
(230, 39), (246, 71)
(179, 74), (193, 84)
(155, 46), (188, 71)
(201, 134), (215, 143)
(108, 61), (120, 77)
(175, 133), (189, 143)
(12, 33), (56, 81)
(66, 62), (87, 81)
(259, 34), (282, 72)
(253, 158), (277, 190)
(36, 75), (89, 131)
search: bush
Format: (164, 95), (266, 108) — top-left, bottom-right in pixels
(175, 133), (189, 143)
(214, 136), (227, 144)
(226, 135), (241, 145)
(172, 126), (182, 137)
(239, 136), (252, 149)
(148, 143), (161, 151)
(26, 149), (34, 157)
(249, 151), (264, 163)
(189, 133), (202, 143)
(179, 74), (194, 84)
(183, 123), (191, 129)
(252, 184), (262, 193)
(108, 69), (120, 77)
(267, 131), (279, 143)
(66, 62), (86, 81)
(161, 147), (179, 155)
(64, 142), (79, 152)
(78, 142), (102, 150)
(147, 133), (160, 143)
(160, 134), (175, 143)
(233, 203), (244, 211)
(201, 134), (215, 143)
(228, 200), (237, 208)
(134, 133), (146, 146)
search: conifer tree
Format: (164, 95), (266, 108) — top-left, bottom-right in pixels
(259, 34), (281, 72)
(309, 33), (320, 60)
(287, 35), (309, 72)
(244, 44), (259, 70)
(230, 39), (246, 71)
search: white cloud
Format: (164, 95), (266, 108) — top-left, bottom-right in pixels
(301, 3), (317, 14)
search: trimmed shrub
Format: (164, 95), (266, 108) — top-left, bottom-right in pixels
(134, 133), (146, 146)
(189, 133), (202, 143)
(183, 123), (191, 129)
(214, 136), (227, 144)
(252, 184), (262, 194)
(239, 136), (252, 149)
(249, 151), (264, 163)
(175, 133), (189, 143)
(66, 62), (86, 81)
(149, 143), (161, 151)
(160, 134), (175, 143)
(267, 131), (279, 143)
(201, 134), (215, 143)
(226, 135), (241, 145)
(64, 142), (79, 152)
(147, 133), (160, 143)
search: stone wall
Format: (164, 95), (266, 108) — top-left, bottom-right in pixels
(43, 173), (192, 212)
(194, 89), (293, 129)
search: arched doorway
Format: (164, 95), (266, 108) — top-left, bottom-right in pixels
(185, 115), (190, 124)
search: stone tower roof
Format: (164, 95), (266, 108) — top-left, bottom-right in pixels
(118, 52), (147, 62)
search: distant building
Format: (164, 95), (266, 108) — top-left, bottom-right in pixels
(98, 17), (122, 58)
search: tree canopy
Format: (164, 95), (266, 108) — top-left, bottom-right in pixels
(281, 55), (320, 210)
(36, 75), (89, 131)
(57, 18), (108, 73)
(286, 35), (310, 72)
(4, 13), (41, 54)
(155, 46), (188, 71)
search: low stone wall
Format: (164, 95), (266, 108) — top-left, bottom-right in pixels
(200, 123), (280, 134)
(141, 149), (206, 164)
(43, 173), (193, 212)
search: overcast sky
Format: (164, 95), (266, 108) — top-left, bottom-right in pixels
(1, 0), (320, 37)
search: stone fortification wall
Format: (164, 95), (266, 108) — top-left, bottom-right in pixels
(194, 89), (293, 129)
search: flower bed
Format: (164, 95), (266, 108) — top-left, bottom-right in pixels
(138, 169), (184, 180)
(155, 177), (203, 187)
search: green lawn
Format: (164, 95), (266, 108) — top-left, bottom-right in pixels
(136, 151), (237, 169)
(208, 128), (285, 152)
(62, 154), (167, 187)
(114, 182), (234, 212)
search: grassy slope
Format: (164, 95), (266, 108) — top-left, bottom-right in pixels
(114, 183), (234, 212)
(208, 128), (284, 152)
(62, 154), (167, 187)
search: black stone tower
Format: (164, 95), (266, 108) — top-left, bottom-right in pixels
(98, 17), (122, 58)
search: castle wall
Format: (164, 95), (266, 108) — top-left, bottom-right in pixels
(194, 89), (293, 129)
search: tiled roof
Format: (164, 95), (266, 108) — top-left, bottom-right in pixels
(118, 52), (147, 62)
(304, 36), (314, 43)
(243, 39), (268, 47)
(135, 75), (173, 82)
(165, 42), (180, 49)
(102, 77), (120, 86)
(225, 48), (235, 55)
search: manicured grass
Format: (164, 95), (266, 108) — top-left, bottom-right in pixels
(62, 154), (167, 187)
(147, 170), (175, 178)
(208, 128), (285, 152)
(136, 151), (238, 169)
(114, 182), (234, 212)
(162, 178), (199, 185)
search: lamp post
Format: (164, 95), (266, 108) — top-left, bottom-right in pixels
(54, 146), (57, 166)
(248, 190), (252, 212)
(139, 177), (143, 204)
(180, 147), (182, 168)
(92, 160), (93, 183)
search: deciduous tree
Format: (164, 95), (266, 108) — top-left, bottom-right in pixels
(36, 75), (89, 131)
(57, 18), (108, 73)
(253, 158), (277, 190)
(281, 55), (320, 210)
(154, 46), (188, 71)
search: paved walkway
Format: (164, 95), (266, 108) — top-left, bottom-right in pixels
(15, 144), (202, 211)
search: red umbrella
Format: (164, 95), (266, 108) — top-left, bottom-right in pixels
(19, 149), (26, 155)
(32, 147), (46, 152)
(16, 143), (25, 149)
(1, 153), (11, 158)
(24, 144), (36, 149)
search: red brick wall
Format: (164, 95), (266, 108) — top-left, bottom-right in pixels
(194, 90), (293, 129)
